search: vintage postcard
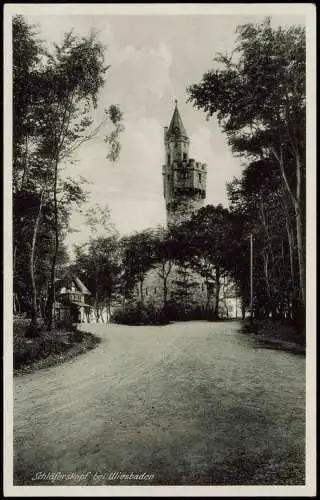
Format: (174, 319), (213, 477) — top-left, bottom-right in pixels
(3, 3), (316, 497)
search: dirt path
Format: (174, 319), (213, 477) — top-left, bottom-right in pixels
(14, 321), (305, 485)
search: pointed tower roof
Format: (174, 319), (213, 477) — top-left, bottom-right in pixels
(167, 100), (188, 138)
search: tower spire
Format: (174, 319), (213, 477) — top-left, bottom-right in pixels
(167, 100), (188, 138)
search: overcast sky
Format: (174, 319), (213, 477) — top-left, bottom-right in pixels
(22, 11), (304, 252)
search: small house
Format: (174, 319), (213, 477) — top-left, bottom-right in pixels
(55, 274), (92, 324)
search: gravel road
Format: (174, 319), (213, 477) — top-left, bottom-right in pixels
(14, 321), (305, 485)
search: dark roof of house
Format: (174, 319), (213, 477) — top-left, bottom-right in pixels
(73, 277), (91, 295)
(56, 273), (91, 295)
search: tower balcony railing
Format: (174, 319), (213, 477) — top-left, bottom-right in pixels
(173, 178), (206, 188)
(173, 186), (206, 198)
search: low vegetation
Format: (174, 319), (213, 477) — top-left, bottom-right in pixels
(111, 303), (169, 326)
(13, 319), (101, 376)
(241, 319), (305, 355)
(110, 301), (229, 326)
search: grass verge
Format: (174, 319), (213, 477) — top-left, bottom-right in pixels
(241, 319), (305, 355)
(14, 319), (101, 377)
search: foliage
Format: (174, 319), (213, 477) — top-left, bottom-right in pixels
(152, 226), (175, 307)
(12, 15), (123, 329)
(72, 234), (122, 321)
(226, 159), (300, 322)
(84, 203), (118, 237)
(187, 17), (306, 328)
(111, 303), (169, 326)
(120, 229), (158, 303)
(170, 264), (199, 314)
(166, 205), (238, 317)
(13, 319), (101, 373)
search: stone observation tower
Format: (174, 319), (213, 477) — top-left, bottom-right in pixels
(162, 101), (207, 226)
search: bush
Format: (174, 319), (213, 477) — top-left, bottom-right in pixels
(13, 318), (101, 372)
(160, 301), (218, 322)
(13, 319), (30, 339)
(111, 303), (169, 326)
(241, 318), (306, 350)
(110, 301), (220, 325)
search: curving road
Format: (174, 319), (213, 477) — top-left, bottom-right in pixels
(14, 321), (305, 486)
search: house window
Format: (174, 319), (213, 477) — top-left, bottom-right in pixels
(167, 153), (170, 164)
(154, 287), (157, 293)
(145, 287), (148, 296)
(198, 173), (202, 182)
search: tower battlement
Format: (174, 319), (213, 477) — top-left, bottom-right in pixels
(162, 102), (207, 226)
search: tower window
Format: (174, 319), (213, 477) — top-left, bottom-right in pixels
(167, 153), (170, 164)
(183, 153), (187, 160)
(198, 173), (202, 182)
(178, 171), (187, 180)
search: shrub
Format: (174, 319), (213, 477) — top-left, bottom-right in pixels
(161, 301), (217, 322)
(111, 303), (169, 326)
(13, 319), (30, 339)
(13, 323), (101, 373)
(110, 301), (223, 325)
(13, 317), (93, 370)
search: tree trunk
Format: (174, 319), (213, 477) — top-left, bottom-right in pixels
(285, 219), (296, 318)
(13, 244), (17, 281)
(259, 196), (275, 263)
(13, 293), (21, 315)
(46, 93), (74, 329)
(30, 187), (46, 326)
(159, 260), (172, 308)
(205, 279), (211, 311)
(280, 186), (297, 318)
(295, 202), (305, 306)
(286, 223), (295, 291)
(163, 275), (168, 308)
(295, 151), (305, 306)
(19, 135), (29, 191)
(272, 146), (305, 307)
(94, 305), (99, 322)
(214, 267), (221, 318)
(139, 279), (144, 305)
(47, 159), (59, 331)
(262, 250), (272, 316)
(241, 300), (246, 320)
